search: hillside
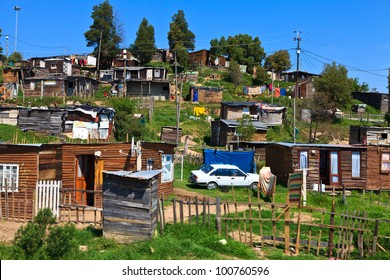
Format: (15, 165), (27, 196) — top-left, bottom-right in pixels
(0, 65), (386, 147)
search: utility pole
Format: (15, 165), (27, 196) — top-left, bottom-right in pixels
(6, 35), (9, 64)
(13, 6), (21, 52)
(97, 31), (102, 81)
(175, 51), (179, 150)
(271, 68), (274, 104)
(293, 31), (301, 143)
(123, 49), (127, 98)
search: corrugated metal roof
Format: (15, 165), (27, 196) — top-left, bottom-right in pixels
(272, 142), (362, 149)
(103, 169), (162, 180)
(220, 119), (268, 130)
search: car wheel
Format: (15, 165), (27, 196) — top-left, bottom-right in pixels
(206, 182), (218, 190)
(250, 182), (258, 191)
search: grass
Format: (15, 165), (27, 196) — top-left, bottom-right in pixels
(0, 223), (260, 260)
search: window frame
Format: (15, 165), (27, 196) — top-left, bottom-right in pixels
(380, 151), (390, 173)
(0, 164), (19, 192)
(351, 151), (361, 178)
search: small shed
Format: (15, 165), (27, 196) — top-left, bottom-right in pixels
(102, 170), (161, 243)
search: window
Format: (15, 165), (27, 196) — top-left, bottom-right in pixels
(0, 164), (19, 192)
(146, 158), (154, 171)
(154, 69), (161, 78)
(381, 152), (390, 173)
(352, 151), (361, 178)
(161, 155), (173, 182)
(229, 169), (245, 177)
(50, 64), (57, 69)
(299, 150), (308, 169)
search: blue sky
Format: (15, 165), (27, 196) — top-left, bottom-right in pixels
(1, 0), (390, 93)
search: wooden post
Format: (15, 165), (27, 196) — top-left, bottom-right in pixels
(187, 200), (191, 224)
(202, 198), (206, 225)
(0, 188), (3, 220)
(216, 197), (221, 234)
(172, 198), (177, 224)
(179, 200), (184, 223)
(284, 205), (290, 254)
(328, 200), (336, 258)
(295, 202), (302, 254)
(372, 219), (380, 255)
(161, 193), (165, 225)
(195, 196), (199, 225)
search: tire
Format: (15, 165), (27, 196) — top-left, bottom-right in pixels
(250, 182), (258, 191)
(206, 182), (218, 190)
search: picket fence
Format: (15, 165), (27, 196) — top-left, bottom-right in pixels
(35, 180), (61, 218)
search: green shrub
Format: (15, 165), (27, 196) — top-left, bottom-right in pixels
(44, 223), (78, 260)
(13, 223), (45, 259)
(33, 208), (56, 228)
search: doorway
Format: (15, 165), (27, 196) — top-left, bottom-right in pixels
(75, 155), (95, 206)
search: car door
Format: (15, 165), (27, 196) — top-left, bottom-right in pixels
(212, 168), (231, 187)
(229, 168), (247, 187)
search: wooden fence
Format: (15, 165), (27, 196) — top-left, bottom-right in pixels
(59, 188), (103, 226)
(0, 187), (35, 222)
(0, 184), (103, 226)
(35, 180), (61, 218)
(159, 195), (390, 259)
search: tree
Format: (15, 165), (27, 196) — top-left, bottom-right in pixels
(351, 77), (369, 92)
(228, 60), (243, 91)
(84, 0), (123, 70)
(8, 51), (23, 63)
(168, 10), (195, 68)
(236, 115), (256, 141)
(313, 62), (353, 114)
(210, 34), (265, 74)
(168, 10), (195, 51)
(174, 43), (190, 70)
(263, 50), (292, 73)
(130, 18), (156, 65)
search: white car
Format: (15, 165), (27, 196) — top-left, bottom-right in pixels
(189, 164), (259, 190)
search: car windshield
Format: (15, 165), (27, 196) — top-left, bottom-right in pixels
(200, 165), (214, 174)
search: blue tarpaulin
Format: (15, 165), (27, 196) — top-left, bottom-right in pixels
(203, 148), (256, 173)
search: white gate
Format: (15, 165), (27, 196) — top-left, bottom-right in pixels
(35, 180), (61, 218)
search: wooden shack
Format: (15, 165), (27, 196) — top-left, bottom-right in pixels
(365, 145), (390, 190)
(349, 126), (390, 145)
(102, 170), (160, 243)
(190, 86), (223, 103)
(210, 119), (268, 146)
(18, 108), (66, 135)
(0, 143), (62, 220)
(265, 143), (367, 190)
(160, 126), (182, 144)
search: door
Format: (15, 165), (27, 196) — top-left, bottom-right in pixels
(229, 168), (247, 186)
(75, 155), (95, 206)
(330, 151), (340, 186)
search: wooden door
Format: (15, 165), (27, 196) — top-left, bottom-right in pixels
(75, 155), (95, 206)
(330, 151), (340, 186)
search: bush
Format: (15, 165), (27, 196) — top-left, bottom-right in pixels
(44, 223), (78, 260)
(34, 208), (56, 228)
(13, 223), (45, 259)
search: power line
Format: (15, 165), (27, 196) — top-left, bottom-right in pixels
(302, 49), (388, 78)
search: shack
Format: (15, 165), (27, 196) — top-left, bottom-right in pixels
(265, 142), (367, 190)
(189, 86), (223, 103)
(102, 170), (160, 243)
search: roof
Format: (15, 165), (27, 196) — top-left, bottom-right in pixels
(220, 119), (268, 130)
(103, 170), (162, 180)
(271, 142), (363, 149)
